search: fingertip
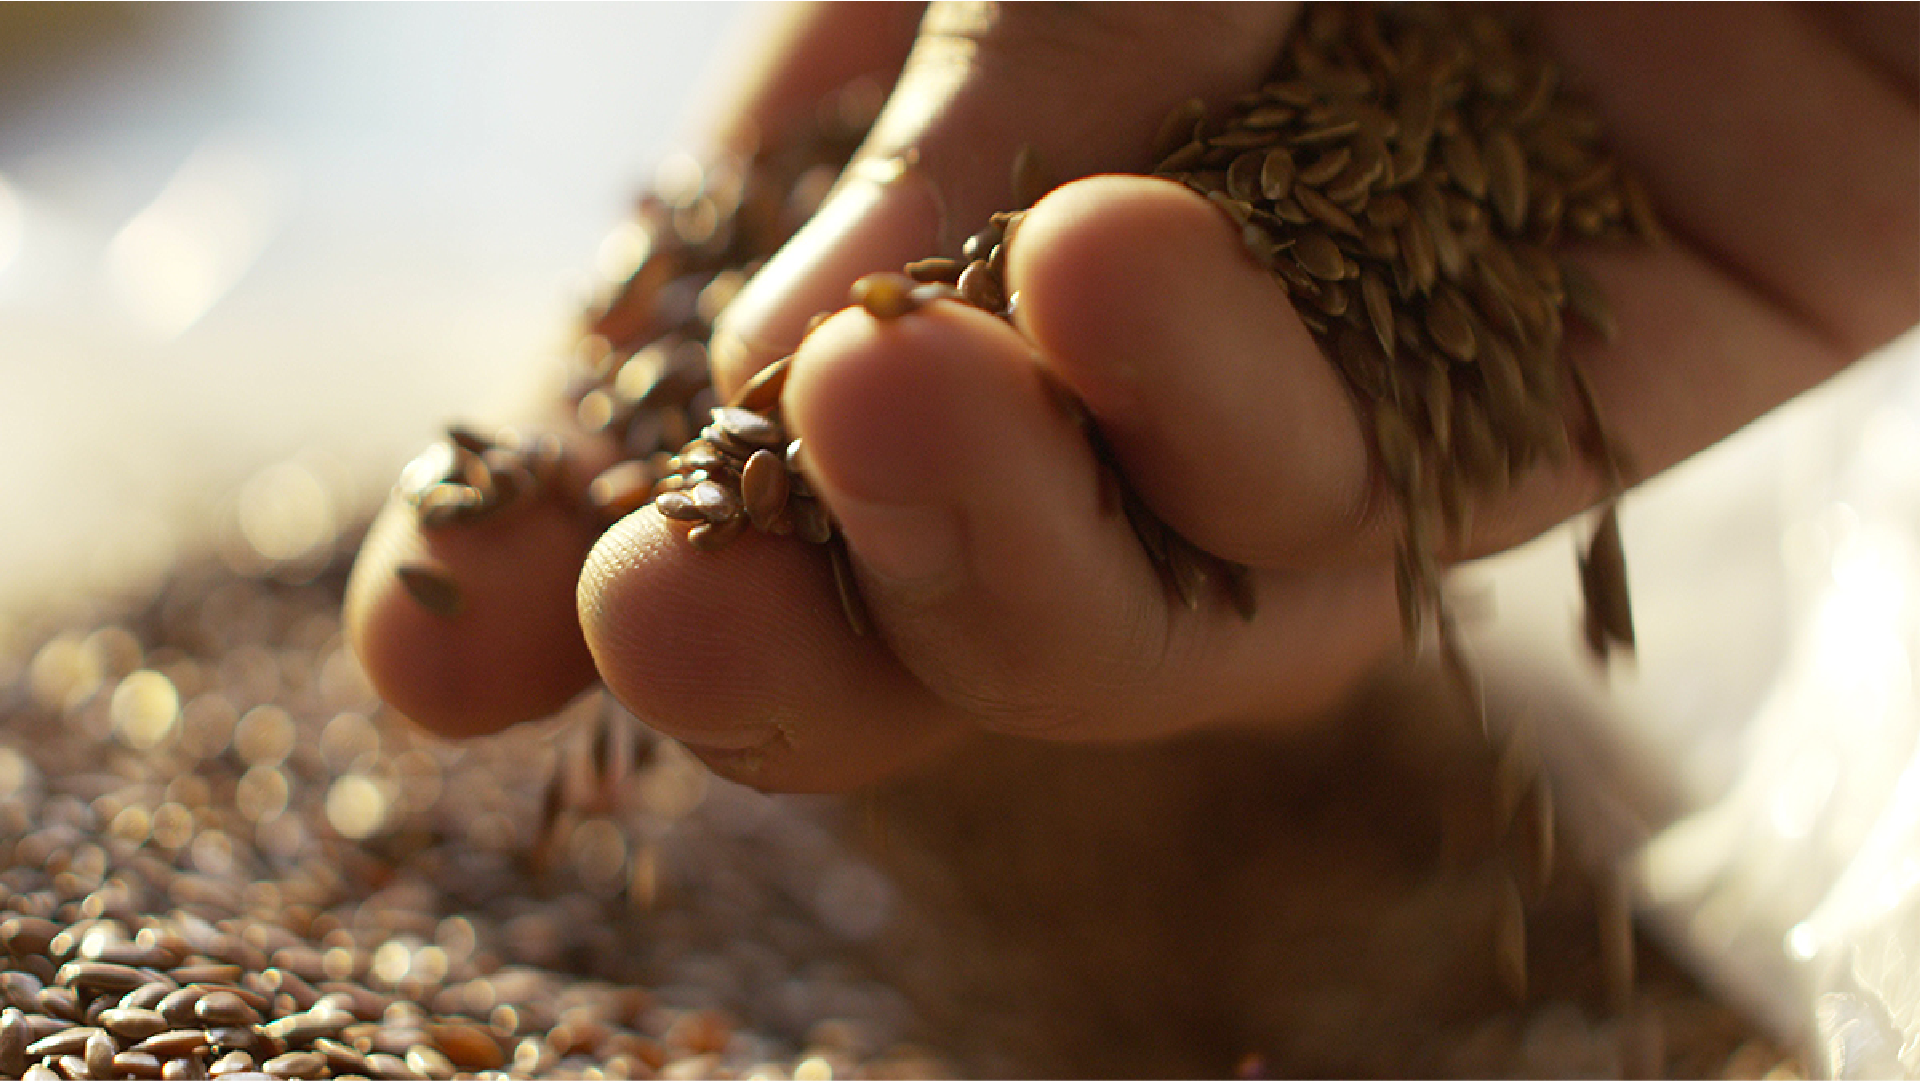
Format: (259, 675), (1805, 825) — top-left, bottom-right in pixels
(345, 497), (602, 739)
(576, 507), (962, 792)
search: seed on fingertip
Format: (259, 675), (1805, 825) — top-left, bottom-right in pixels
(395, 564), (463, 618)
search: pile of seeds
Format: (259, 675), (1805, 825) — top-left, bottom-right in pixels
(0, 540), (951, 1080)
(0, 532), (1804, 1079)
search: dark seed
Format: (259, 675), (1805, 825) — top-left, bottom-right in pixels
(849, 272), (921, 320)
(739, 450), (790, 532)
(194, 991), (259, 1028)
(394, 564), (463, 618)
(653, 491), (704, 523)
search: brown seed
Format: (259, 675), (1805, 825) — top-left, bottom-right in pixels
(194, 991), (259, 1028)
(1440, 130), (1488, 199)
(849, 272), (921, 320)
(687, 516), (746, 552)
(904, 256), (961, 284)
(132, 1029), (210, 1057)
(791, 495), (833, 546)
(711, 406), (785, 450)
(393, 564), (462, 619)
(1579, 502), (1635, 657)
(956, 259), (1006, 312)
(261, 1051), (326, 1080)
(1359, 269), (1396, 360)
(1291, 231), (1348, 281)
(1483, 128), (1529, 233)
(726, 354), (793, 412)
(58, 963), (148, 997)
(208, 1051), (254, 1077)
(652, 490), (704, 523)
(85, 1028), (116, 1079)
(1, 1009), (26, 1077)
(689, 480), (741, 524)
(114, 1050), (165, 1079)
(99, 1008), (166, 1043)
(1293, 182), (1361, 235)
(28, 1026), (103, 1059)
(1150, 97), (1208, 164)
(2, 917), (60, 957)
(739, 450), (790, 533)
(1424, 286), (1479, 363)
(587, 461), (656, 523)
(1296, 145), (1351, 186)
(154, 988), (205, 1030)
(362, 1052), (425, 1081)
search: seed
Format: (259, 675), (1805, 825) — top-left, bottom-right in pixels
(587, 461), (657, 524)
(132, 1029), (210, 1057)
(28, 1026), (103, 1060)
(652, 491), (704, 523)
(957, 259), (1005, 312)
(114, 1050), (164, 1078)
(688, 480), (741, 524)
(848, 272), (920, 320)
(1359, 269), (1396, 360)
(99, 1008), (166, 1043)
(1424, 285), (1478, 363)
(1292, 182), (1360, 236)
(1291, 231), (1348, 281)
(59, 962), (148, 997)
(687, 516), (746, 552)
(710, 406), (784, 451)
(1484, 128), (1529, 233)
(394, 564), (463, 619)
(1441, 130), (1488, 199)
(261, 1051), (325, 1079)
(1258, 147), (1297, 200)
(903, 256), (962, 284)
(85, 1028), (116, 1079)
(1579, 502), (1634, 657)
(1296, 145), (1351, 185)
(154, 988), (205, 1029)
(194, 991), (260, 1028)
(739, 450), (790, 533)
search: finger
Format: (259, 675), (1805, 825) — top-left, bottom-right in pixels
(1008, 175), (1384, 570)
(1005, 165), (1871, 581)
(576, 511), (969, 792)
(697, 2), (926, 154)
(781, 300), (1400, 741)
(346, 8), (926, 739)
(345, 455), (606, 738)
(710, 2), (1302, 393)
(1540, 5), (1917, 356)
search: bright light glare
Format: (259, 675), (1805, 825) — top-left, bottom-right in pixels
(104, 136), (282, 339)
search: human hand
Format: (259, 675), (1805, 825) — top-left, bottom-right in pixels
(345, 3), (1917, 791)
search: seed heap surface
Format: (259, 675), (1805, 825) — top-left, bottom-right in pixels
(0, 542), (950, 1079)
(0, 534), (1802, 1079)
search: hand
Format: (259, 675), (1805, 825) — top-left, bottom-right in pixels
(345, 3), (1918, 791)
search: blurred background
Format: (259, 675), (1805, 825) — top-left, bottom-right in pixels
(0, 5), (1912, 1072)
(0, 2), (747, 611)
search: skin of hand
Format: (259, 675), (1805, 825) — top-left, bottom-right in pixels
(345, 2), (1919, 792)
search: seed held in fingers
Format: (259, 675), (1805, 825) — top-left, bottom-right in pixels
(394, 564), (464, 619)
